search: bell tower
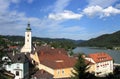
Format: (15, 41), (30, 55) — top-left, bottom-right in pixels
(21, 22), (32, 53)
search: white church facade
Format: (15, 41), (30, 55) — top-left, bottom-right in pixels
(21, 22), (32, 53)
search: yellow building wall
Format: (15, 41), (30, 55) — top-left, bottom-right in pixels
(30, 52), (40, 64)
(54, 68), (74, 78)
(38, 64), (54, 75)
(38, 63), (74, 78)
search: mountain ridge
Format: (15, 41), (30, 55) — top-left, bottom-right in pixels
(79, 30), (120, 48)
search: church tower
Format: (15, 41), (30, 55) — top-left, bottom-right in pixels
(21, 22), (32, 53)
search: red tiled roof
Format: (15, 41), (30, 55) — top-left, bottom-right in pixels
(36, 45), (68, 55)
(88, 52), (113, 63)
(9, 46), (18, 49)
(37, 46), (76, 69)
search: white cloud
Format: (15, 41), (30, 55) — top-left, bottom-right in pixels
(49, 10), (83, 20)
(83, 6), (120, 18)
(87, 0), (118, 8)
(48, 0), (80, 21)
(53, 0), (71, 13)
(0, 0), (42, 36)
(40, 0), (71, 13)
(83, 6), (103, 17)
(103, 6), (120, 17)
(0, 0), (86, 40)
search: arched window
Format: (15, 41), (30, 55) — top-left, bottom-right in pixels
(27, 39), (29, 42)
(27, 34), (29, 37)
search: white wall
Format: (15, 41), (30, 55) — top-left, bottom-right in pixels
(95, 60), (113, 76)
(5, 63), (24, 79)
(21, 31), (32, 53)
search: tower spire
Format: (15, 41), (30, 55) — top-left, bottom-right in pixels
(26, 21), (31, 31)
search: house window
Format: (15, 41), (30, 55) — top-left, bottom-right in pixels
(62, 70), (64, 74)
(57, 70), (60, 74)
(16, 71), (19, 76)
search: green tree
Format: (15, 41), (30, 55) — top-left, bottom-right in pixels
(0, 36), (11, 79)
(68, 49), (74, 56)
(71, 53), (94, 79)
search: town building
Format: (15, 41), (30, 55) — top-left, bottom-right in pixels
(85, 52), (113, 76)
(2, 52), (29, 79)
(30, 45), (76, 79)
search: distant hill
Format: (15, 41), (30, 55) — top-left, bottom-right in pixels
(0, 35), (84, 43)
(79, 30), (120, 48)
(0, 35), (84, 50)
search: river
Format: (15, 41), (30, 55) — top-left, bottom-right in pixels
(73, 47), (120, 64)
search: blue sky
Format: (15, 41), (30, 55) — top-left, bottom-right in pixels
(0, 0), (120, 40)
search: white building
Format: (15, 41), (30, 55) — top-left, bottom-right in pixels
(21, 22), (32, 53)
(85, 52), (113, 76)
(2, 52), (29, 79)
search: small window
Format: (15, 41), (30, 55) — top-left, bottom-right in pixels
(62, 70), (64, 74)
(27, 34), (29, 37)
(27, 39), (29, 42)
(16, 71), (19, 76)
(57, 70), (60, 74)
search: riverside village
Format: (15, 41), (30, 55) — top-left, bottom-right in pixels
(0, 23), (120, 79)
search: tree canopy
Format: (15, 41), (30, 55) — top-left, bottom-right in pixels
(71, 53), (93, 79)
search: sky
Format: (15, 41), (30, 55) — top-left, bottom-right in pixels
(0, 0), (120, 40)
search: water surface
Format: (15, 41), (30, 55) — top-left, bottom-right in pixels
(73, 47), (120, 64)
